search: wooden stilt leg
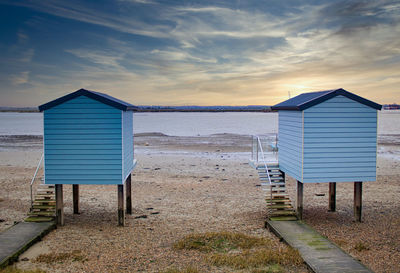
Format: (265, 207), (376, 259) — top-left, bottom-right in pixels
(297, 181), (303, 220)
(126, 174), (132, 215)
(354, 182), (362, 222)
(55, 184), (64, 226)
(73, 184), (79, 214)
(328, 182), (336, 212)
(118, 185), (125, 226)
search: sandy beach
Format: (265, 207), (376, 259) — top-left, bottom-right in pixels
(0, 133), (399, 272)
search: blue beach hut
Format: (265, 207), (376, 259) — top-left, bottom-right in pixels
(39, 88), (137, 226)
(271, 88), (382, 221)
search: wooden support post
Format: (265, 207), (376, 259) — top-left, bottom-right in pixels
(354, 182), (362, 222)
(328, 182), (336, 212)
(126, 174), (132, 215)
(118, 184), (125, 226)
(55, 184), (64, 226)
(297, 181), (303, 220)
(73, 184), (79, 214)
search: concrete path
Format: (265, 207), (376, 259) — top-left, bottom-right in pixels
(0, 221), (55, 268)
(266, 220), (373, 273)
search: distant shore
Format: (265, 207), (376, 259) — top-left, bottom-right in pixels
(2, 105), (399, 113)
(0, 107), (273, 113)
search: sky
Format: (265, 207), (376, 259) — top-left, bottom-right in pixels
(0, 0), (399, 107)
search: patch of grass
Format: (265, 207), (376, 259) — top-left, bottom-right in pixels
(207, 247), (303, 269)
(34, 250), (87, 264)
(354, 242), (369, 252)
(251, 264), (284, 273)
(174, 231), (303, 272)
(161, 266), (199, 273)
(0, 267), (45, 273)
(173, 232), (272, 253)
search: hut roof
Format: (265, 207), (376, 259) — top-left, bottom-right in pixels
(271, 88), (382, 111)
(39, 89), (137, 111)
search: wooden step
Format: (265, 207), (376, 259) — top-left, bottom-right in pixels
(32, 208), (55, 213)
(263, 190), (288, 195)
(267, 195), (289, 199)
(263, 189), (287, 193)
(266, 180), (285, 184)
(263, 184), (286, 188)
(35, 196), (55, 201)
(37, 189), (55, 194)
(32, 205), (56, 211)
(37, 186), (55, 190)
(25, 216), (54, 222)
(263, 187), (286, 191)
(258, 164), (279, 167)
(267, 204), (293, 209)
(32, 205), (55, 209)
(266, 200), (291, 204)
(260, 177), (284, 181)
(28, 211), (55, 217)
(33, 199), (56, 205)
(266, 198), (291, 203)
(269, 210), (297, 217)
(265, 193), (288, 196)
(260, 182), (285, 186)
(257, 168), (280, 172)
(264, 181), (285, 185)
(269, 216), (298, 221)
(35, 193), (54, 197)
(258, 167), (280, 170)
(259, 175), (283, 179)
(38, 184), (54, 187)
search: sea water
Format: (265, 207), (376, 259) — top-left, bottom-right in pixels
(0, 111), (399, 136)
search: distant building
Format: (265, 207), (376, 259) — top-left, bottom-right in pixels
(383, 104), (400, 110)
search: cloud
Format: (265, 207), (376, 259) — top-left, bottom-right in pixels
(65, 49), (124, 68)
(19, 48), (35, 63)
(150, 49), (217, 63)
(118, 0), (157, 4)
(6, 0), (170, 38)
(318, 0), (400, 35)
(17, 31), (29, 44)
(11, 71), (30, 85)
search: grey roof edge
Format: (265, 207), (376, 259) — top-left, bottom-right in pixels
(271, 88), (382, 111)
(38, 89), (137, 111)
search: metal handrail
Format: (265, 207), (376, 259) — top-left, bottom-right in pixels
(255, 136), (273, 201)
(30, 153), (44, 209)
(251, 135), (277, 159)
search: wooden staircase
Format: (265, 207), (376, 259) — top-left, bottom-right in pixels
(25, 184), (56, 222)
(257, 163), (297, 221)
